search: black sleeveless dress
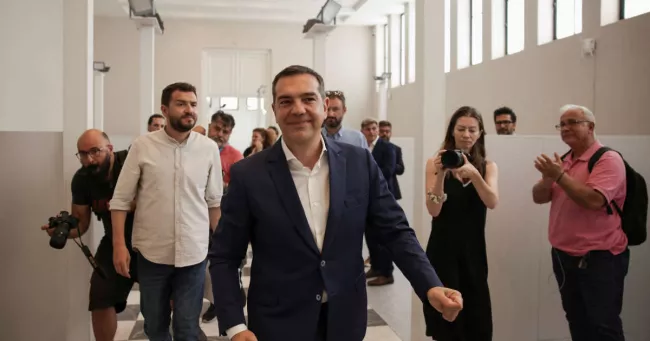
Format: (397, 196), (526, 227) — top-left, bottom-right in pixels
(423, 164), (493, 341)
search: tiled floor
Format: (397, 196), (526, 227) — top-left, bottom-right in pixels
(115, 253), (404, 340)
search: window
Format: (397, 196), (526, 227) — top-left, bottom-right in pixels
(553, 0), (582, 40)
(383, 24), (389, 73)
(376, 27), (383, 77)
(407, 2), (416, 83)
(246, 97), (258, 111)
(219, 97), (238, 110)
(506, 0), (525, 54)
(470, 0), (483, 65)
(457, 0), (471, 69)
(623, 0), (650, 19)
(399, 12), (406, 85)
(444, 0), (451, 72)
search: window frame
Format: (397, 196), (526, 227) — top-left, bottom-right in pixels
(383, 23), (389, 74)
(399, 12), (406, 85)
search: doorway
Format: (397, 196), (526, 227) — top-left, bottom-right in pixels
(201, 48), (271, 153)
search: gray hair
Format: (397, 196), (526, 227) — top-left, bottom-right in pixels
(560, 104), (596, 124)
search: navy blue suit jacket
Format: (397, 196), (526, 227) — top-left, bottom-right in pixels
(209, 137), (442, 341)
(371, 138), (397, 198)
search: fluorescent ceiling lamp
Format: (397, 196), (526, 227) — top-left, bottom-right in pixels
(318, 0), (342, 24)
(128, 0), (155, 17)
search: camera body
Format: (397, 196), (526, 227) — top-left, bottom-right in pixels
(441, 150), (469, 169)
(48, 211), (79, 249)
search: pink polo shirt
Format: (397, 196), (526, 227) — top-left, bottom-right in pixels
(548, 141), (628, 256)
(220, 144), (244, 184)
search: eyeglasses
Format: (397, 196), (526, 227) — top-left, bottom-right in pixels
(555, 119), (591, 130)
(495, 120), (513, 125)
(76, 147), (104, 160)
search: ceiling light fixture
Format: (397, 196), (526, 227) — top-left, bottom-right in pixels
(127, 0), (165, 33)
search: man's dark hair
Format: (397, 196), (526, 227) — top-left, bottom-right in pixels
(494, 106), (517, 123)
(267, 126), (279, 134)
(325, 90), (346, 108)
(147, 113), (164, 126)
(211, 110), (235, 129)
(161, 82), (197, 106)
(378, 120), (392, 128)
(271, 65), (325, 101)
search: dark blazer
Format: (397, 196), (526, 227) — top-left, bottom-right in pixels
(209, 137), (442, 341)
(371, 138), (397, 197)
(392, 144), (404, 200)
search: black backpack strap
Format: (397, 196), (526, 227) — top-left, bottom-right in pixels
(587, 147), (614, 173)
(560, 150), (572, 161)
(587, 146), (620, 215)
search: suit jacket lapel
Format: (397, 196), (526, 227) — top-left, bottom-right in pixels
(322, 141), (346, 254)
(266, 142), (320, 255)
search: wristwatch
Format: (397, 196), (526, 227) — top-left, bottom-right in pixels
(427, 191), (447, 204)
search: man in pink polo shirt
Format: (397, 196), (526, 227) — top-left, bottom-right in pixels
(204, 110), (244, 323)
(209, 111), (244, 185)
(532, 104), (629, 341)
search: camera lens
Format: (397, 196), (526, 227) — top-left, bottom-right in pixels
(441, 150), (466, 169)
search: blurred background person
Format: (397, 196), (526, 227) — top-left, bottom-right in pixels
(243, 127), (271, 157)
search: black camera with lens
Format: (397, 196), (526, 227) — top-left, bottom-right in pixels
(48, 211), (79, 249)
(441, 150), (471, 169)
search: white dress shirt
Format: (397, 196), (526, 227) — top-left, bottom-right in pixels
(368, 136), (379, 152)
(110, 129), (223, 267)
(226, 136), (330, 339)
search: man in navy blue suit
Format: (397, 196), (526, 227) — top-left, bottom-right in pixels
(209, 65), (463, 341)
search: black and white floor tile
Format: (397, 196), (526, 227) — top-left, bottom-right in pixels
(115, 253), (403, 340)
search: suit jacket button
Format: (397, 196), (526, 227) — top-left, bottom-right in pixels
(316, 294), (322, 301)
(320, 260), (326, 267)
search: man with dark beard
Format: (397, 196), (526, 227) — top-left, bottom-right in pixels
(41, 129), (137, 341)
(111, 82), (223, 341)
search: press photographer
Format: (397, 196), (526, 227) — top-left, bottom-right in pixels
(40, 129), (137, 341)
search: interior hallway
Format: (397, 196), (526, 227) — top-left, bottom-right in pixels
(115, 252), (405, 340)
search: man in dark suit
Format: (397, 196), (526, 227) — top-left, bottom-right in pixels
(379, 120), (403, 200)
(209, 65), (463, 341)
(361, 118), (397, 286)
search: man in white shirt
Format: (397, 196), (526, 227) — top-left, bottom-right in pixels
(209, 65), (462, 341)
(110, 82), (223, 341)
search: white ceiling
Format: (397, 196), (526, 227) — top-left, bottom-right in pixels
(94, 0), (409, 26)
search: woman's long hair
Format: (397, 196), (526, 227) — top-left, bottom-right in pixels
(252, 127), (271, 149)
(441, 106), (487, 176)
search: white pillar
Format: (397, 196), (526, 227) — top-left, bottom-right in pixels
(409, 0), (447, 340)
(93, 72), (105, 131)
(312, 34), (327, 76)
(62, 0), (94, 340)
(137, 20), (156, 135)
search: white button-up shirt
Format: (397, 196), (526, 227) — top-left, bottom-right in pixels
(226, 136), (330, 339)
(110, 129), (223, 267)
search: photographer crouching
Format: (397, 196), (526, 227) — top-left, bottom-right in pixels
(41, 129), (137, 341)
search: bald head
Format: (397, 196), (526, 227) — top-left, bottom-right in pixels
(77, 129), (110, 147)
(192, 125), (206, 135)
(76, 129), (113, 172)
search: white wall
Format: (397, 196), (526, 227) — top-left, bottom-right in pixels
(445, 4), (650, 135)
(386, 5), (650, 137)
(0, 1), (94, 340)
(94, 18), (375, 137)
(0, 0), (64, 132)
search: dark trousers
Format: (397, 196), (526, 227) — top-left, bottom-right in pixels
(137, 253), (206, 341)
(366, 232), (394, 277)
(552, 248), (629, 341)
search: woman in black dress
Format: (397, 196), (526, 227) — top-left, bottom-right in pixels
(423, 106), (499, 341)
